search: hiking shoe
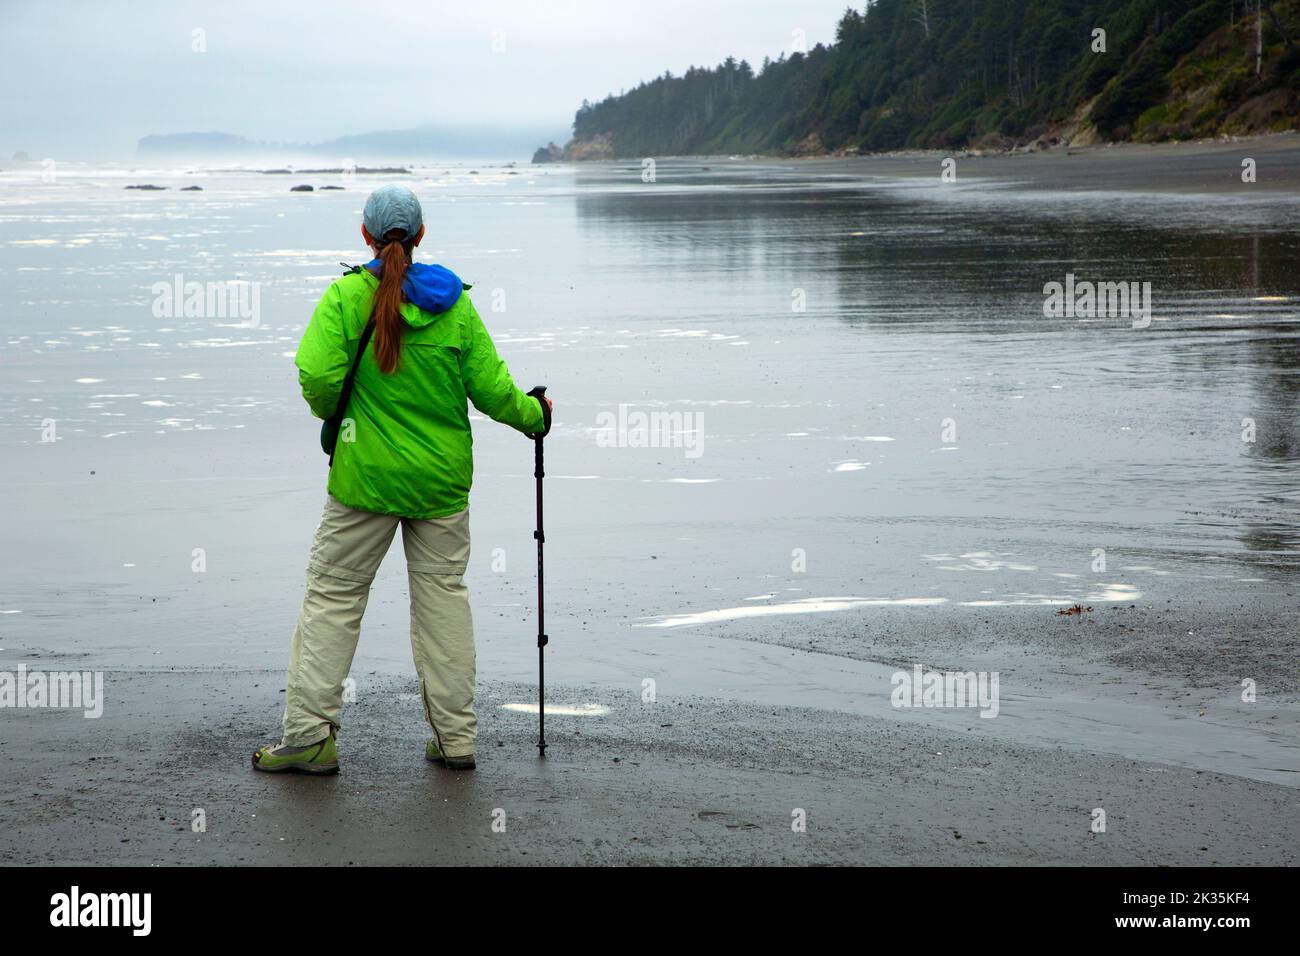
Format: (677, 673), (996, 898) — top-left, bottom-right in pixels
(425, 739), (476, 770)
(252, 733), (339, 775)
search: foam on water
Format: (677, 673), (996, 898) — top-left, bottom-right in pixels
(637, 596), (949, 628)
(500, 703), (608, 717)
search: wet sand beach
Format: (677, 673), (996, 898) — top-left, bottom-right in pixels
(807, 131), (1300, 193)
(2, 670), (1296, 865)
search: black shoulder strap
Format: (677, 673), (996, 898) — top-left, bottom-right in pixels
(326, 319), (376, 467)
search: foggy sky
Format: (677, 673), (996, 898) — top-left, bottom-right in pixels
(1, 0), (851, 160)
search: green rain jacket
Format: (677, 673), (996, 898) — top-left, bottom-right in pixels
(295, 266), (544, 518)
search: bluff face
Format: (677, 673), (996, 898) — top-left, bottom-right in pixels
(552, 0), (1300, 160)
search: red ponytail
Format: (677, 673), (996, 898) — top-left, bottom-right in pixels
(371, 230), (413, 374)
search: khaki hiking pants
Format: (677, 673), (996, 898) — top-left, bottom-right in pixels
(281, 494), (476, 757)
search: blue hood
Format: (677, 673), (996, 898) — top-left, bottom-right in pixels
(365, 260), (463, 320)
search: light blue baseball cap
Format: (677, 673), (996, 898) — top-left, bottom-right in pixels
(363, 184), (423, 242)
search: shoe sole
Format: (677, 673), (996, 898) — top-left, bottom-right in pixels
(252, 757), (339, 775)
(426, 752), (475, 770)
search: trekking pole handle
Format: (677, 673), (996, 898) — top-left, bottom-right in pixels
(526, 385), (552, 438)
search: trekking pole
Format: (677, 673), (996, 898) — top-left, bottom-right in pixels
(526, 386), (551, 757)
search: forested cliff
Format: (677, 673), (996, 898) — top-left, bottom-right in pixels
(556, 0), (1300, 158)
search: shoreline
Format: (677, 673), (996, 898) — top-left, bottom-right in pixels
(554, 130), (1300, 193)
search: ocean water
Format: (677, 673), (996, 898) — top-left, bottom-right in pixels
(2, 158), (1298, 679)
